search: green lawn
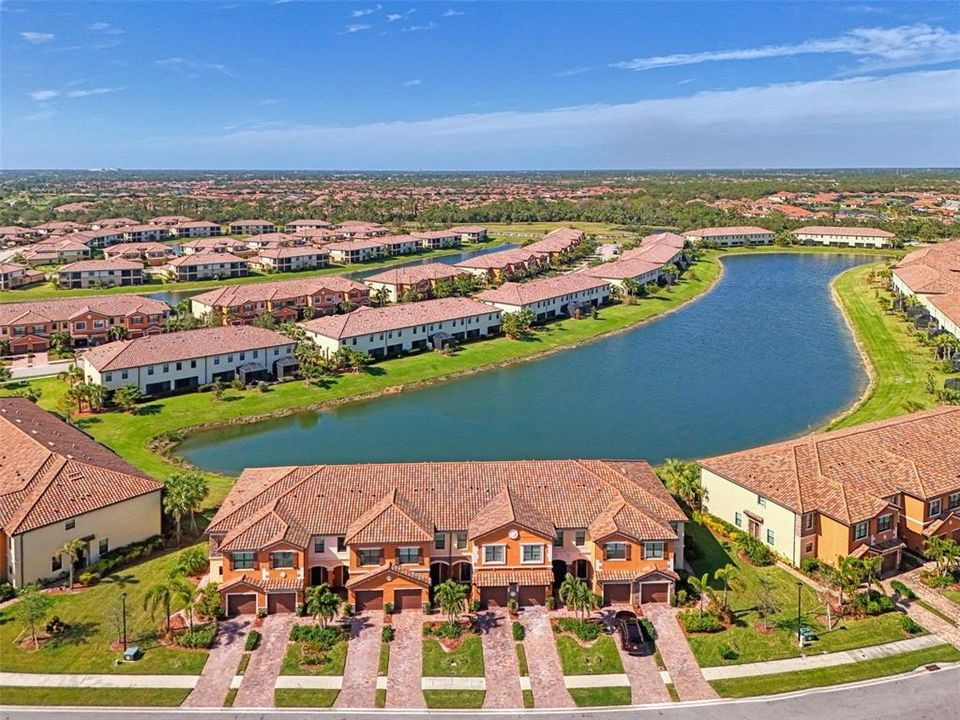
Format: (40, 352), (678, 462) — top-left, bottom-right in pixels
(422, 689), (486, 708)
(829, 262), (947, 428)
(279, 639), (348, 675)
(1, 252), (722, 509)
(685, 521), (918, 667)
(941, 588), (960, 607)
(0, 545), (209, 675)
(523, 688), (535, 708)
(422, 636), (485, 677)
(378, 641), (390, 675)
(485, 221), (640, 239)
(516, 641), (529, 675)
(554, 635), (624, 675)
(710, 644), (960, 698)
(0, 687), (191, 706)
(568, 687), (632, 706)
(274, 689), (340, 707)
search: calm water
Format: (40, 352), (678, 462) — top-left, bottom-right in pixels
(143, 243), (518, 306)
(178, 253), (871, 474)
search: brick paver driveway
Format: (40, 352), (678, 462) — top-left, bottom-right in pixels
(234, 613), (297, 708)
(183, 617), (251, 707)
(518, 608), (574, 708)
(603, 612), (670, 704)
(334, 613), (383, 708)
(385, 610), (426, 708)
(475, 610), (523, 708)
(643, 603), (717, 701)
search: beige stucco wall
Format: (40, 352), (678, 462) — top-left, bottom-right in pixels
(701, 467), (799, 564)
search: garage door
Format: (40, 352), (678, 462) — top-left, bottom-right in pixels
(394, 589), (423, 612)
(518, 585), (546, 607)
(480, 587), (508, 608)
(355, 590), (384, 612)
(603, 583), (632, 606)
(227, 593), (257, 616)
(640, 583), (669, 604)
(267, 593), (297, 614)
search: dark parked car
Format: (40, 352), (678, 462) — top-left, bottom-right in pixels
(616, 612), (651, 656)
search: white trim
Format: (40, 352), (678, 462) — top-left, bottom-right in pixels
(520, 543), (544, 564)
(483, 543), (506, 565)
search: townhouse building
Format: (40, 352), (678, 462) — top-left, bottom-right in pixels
(300, 297), (501, 359)
(581, 256), (663, 289)
(699, 408), (960, 573)
(103, 242), (174, 266)
(122, 224), (168, 243)
(243, 233), (302, 251)
(253, 246), (331, 273)
(376, 235), (422, 256)
(172, 221), (223, 238)
(88, 218), (139, 230)
(0, 295), (170, 354)
(190, 276), (370, 325)
(683, 226), (775, 246)
(326, 239), (386, 264)
(229, 220), (276, 235)
(454, 248), (549, 281)
(165, 253), (249, 282)
(364, 263), (469, 303)
(178, 237), (253, 256)
(21, 237), (92, 265)
(84, 229), (127, 249)
(150, 215), (194, 226)
(0, 263), (44, 291)
(206, 459), (686, 615)
(0, 398), (163, 588)
(286, 219), (333, 232)
(449, 225), (489, 243)
(35, 221), (83, 235)
(477, 275), (610, 322)
(57, 259), (145, 289)
(411, 230), (461, 250)
(81, 325), (296, 395)
(792, 225), (896, 248)
(525, 227), (586, 260)
(336, 221), (389, 237)
(892, 240), (960, 338)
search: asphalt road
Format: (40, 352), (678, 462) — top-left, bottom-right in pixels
(1, 665), (957, 720)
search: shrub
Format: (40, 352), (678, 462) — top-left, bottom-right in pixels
(433, 620), (463, 639)
(422, 600), (433, 614)
(890, 580), (916, 600)
(0, 582), (16, 602)
(800, 558), (822, 575)
(512, 621), (525, 641)
(342, 603), (353, 617)
(78, 571), (98, 587)
(640, 618), (657, 642)
(257, 381), (269, 393)
(545, 596), (557, 611)
(672, 589), (688, 607)
(677, 610), (723, 633)
(289, 624), (346, 649)
(469, 600), (482, 613)
(737, 534), (773, 566)
(719, 643), (739, 661)
(45, 616), (69, 635)
(900, 615), (923, 635)
(507, 598), (518, 614)
(555, 618), (602, 642)
(384, 601), (394, 615)
(177, 623), (218, 648)
(245, 630), (261, 652)
(381, 626), (395, 643)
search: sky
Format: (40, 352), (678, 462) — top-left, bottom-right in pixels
(2, 0), (959, 170)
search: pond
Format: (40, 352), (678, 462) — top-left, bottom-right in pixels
(177, 252), (873, 474)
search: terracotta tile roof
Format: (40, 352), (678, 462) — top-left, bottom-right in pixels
(411, 230), (458, 240)
(58, 259), (142, 272)
(684, 226), (774, 238)
(364, 263), (466, 286)
(449, 226), (488, 234)
(455, 248), (547, 270)
(82, 325), (293, 372)
(103, 242), (173, 256)
(300, 297), (498, 340)
(175, 221), (222, 229)
(167, 252), (247, 267)
(219, 502), (312, 552)
(588, 499), (677, 543)
(179, 238), (248, 252)
(596, 567), (679, 583)
(894, 240), (960, 328)
(258, 246), (329, 259)
(345, 488), (434, 545)
(640, 232), (687, 249)
(346, 563), (430, 589)
(0, 295), (169, 327)
(792, 225), (895, 238)
(581, 256), (662, 281)
(191, 276), (367, 309)
(700, 407), (960, 524)
(473, 569), (553, 587)
(0, 398), (160, 534)
(467, 487), (556, 540)
(230, 219), (274, 227)
(286, 219), (333, 228)
(477, 275), (608, 306)
(326, 239), (385, 252)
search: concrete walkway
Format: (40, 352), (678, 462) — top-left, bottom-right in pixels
(518, 608), (574, 708)
(564, 673), (629, 688)
(233, 613), (296, 708)
(182, 617), (251, 707)
(643, 603), (718, 701)
(701, 634), (945, 680)
(895, 567), (960, 626)
(385, 610), (425, 709)
(0, 673), (197, 688)
(421, 677), (486, 690)
(475, 610), (523, 708)
(334, 613), (382, 708)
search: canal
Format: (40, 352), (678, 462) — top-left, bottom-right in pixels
(176, 252), (873, 474)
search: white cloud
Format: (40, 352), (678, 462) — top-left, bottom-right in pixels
(259, 98), (280, 105)
(350, 4), (381, 17)
(176, 69), (960, 169)
(30, 89), (59, 101)
(21, 31), (54, 44)
(30, 86), (122, 101)
(613, 24), (960, 73)
(88, 22), (124, 34)
(402, 79), (422, 87)
(155, 57), (232, 77)
(386, 13), (402, 22)
(21, 109), (57, 122)
(442, 9), (464, 17)
(66, 87), (121, 98)
(341, 24), (371, 34)
(402, 22), (436, 32)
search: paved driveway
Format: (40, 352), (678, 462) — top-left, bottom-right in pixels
(385, 611), (425, 709)
(334, 613), (383, 708)
(518, 608), (574, 708)
(476, 610), (523, 708)
(643, 604), (717, 701)
(183, 618), (251, 707)
(234, 614), (296, 707)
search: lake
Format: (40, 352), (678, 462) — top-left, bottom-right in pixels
(177, 252), (872, 474)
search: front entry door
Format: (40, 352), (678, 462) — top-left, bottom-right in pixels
(748, 518), (761, 539)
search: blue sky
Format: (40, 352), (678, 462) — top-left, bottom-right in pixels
(2, 1), (959, 169)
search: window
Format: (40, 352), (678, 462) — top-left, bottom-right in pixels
(270, 551), (295, 569)
(434, 532), (446, 550)
(853, 521), (869, 541)
(805, 543), (814, 553)
(231, 551), (255, 570)
(397, 547), (419, 564)
(604, 542), (627, 560)
(336, 536), (346, 552)
(553, 531), (564, 547)
(929, 498), (942, 517)
(734, 512), (743, 528)
(483, 545), (506, 564)
(644, 541), (665, 560)
(574, 530), (586, 547)
(313, 537), (325, 553)
(104, 373), (112, 383)
(121, 370), (128, 380)
(357, 548), (380, 566)
(521, 544), (543, 563)
(757, 495), (766, 508)
(877, 514), (893, 533)
(803, 513), (815, 532)
(147, 366), (154, 376)
(52, 555), (62, 572)
(98, 538), (109, 556)
(455, 532), (467, 550)
(950, 492), (960, 510)
(190, 360), (197, 369)
(766, 529), (776, 544)
(65, 518), (75, 530)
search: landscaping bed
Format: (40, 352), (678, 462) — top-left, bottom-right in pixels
(280, 624), (349, 676)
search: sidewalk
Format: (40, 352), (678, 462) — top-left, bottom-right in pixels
(0, 673), (197, 688)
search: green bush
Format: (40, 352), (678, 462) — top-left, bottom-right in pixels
(469, 600), (482, 613)
(384, 602), (394, 615)
(900, 615), (923, 634)
(852, 590), (895, 615)
(677, 610), (723, 633)
(289, 624), (347, 649)
(422, 601), (433, 614)
(433, 621), (463, 639)
(890, 580), (916, 600)
(800, 558), (822, 575)
(736, 534), (773, 566)
(555, 618), (602, 642)
(381, 626), (395, 643)
(245, 630), (261, 651)
(176, 623), (218, 648)
(640, 618), (657, 642)
(0, 582), (15, 602)
(719, 643), (739, 660)
(507, 598), (518, 614)
(545, 596), (557, 611)
(512, 621), (525, 641)
(75, 535), (165, 585)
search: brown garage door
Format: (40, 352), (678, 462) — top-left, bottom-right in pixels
(227, 593), (257, 616)
(640, 583), (669, 604)
(394, 589), (423, 612)
(480, 587), (508, 608)
(518, 585), (546, 606)
(603, 583), (632, 606)
(268, 592), (297, 614)
(355, 590), (383, 612)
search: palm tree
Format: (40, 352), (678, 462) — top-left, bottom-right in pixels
(434, 579), (467, 623)
(58, 538), (86, 589)
(171, 576), (199, 633)
(713, 564), (738, 611)
(834, 556), (865, 613)
(558, 573), (592, 620)
(144, 576), (178, 636)
(305, 583), (342, 627)
(372, 287), (390, 307)
(688, 572), (713, 617)
(659, 459), (706, 511)
(85, 383), (107, 413)
(109, 325), (128, 342)
(57, 364), (84, 388)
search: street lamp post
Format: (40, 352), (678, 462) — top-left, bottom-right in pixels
(796, 581), (803, 648)
(120, 592), (128, 652)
